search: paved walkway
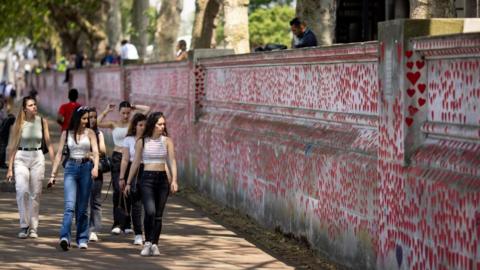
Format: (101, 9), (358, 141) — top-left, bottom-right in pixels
(0, 119), (293, 270)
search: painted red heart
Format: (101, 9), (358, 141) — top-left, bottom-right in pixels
(405, 51), (413, 58)
(406, 62), (414, 69)
(405, 117), (414, 127)
(416, 61), (425, 69)
(418, 83), (426, 94)
(407, 72), (421, 85)
(418, 97), (426, 107)
(407, 88), (416, 97)
(408, 105), (419, 116)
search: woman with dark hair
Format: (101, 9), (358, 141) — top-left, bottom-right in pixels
(6, 96), (55, 238)
(119, 113), (147, 245)
(98, 101), (150, 235)
(125, 112), (178, 256)
(49, 106), (99, 250)
(87, 107), (107, 242)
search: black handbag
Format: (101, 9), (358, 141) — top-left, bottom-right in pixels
(40, 117), (48, 154)
(98, 155), (112, 173)
(61, 130), (70, 168)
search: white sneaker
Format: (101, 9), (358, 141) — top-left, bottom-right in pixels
(89, 232), (98, 242)
(29, 229), (38, 238)
(124, 228), (134, 234)
(133, 234), (143, 245)
(78, 242), (88, 249)
(151, 244), (160, 256)
(141, 242), (152, 256)
(18, 227), (29, 239)
(111, 227), (121, 235)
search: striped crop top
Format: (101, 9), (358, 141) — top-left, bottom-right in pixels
(142, 136), (167, 164)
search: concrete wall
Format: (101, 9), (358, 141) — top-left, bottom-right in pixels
(31, 20), (480, 270)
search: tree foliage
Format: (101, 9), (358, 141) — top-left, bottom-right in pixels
(249, 5), (295, 48)
(0, 0), (106, 58)
(249, 0), (294, 11)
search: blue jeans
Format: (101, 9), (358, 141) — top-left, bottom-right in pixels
(60, 160), (93, 245)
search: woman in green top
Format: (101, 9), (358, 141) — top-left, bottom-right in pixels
(6, 96), (55, 238)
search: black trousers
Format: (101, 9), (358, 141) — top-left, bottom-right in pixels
(111, 151), (131, 230)
(125, 162), (144, 235)
(141, 171), (169, 244)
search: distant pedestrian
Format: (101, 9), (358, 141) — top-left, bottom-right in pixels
(6, 96), (55, 239)
(0, 102), (15, 168)
(120, 40), (139, 64)
(119, 113), (147, 245)
(125, 112), (178, 256)
(175, 40), (188, 61)
(49, 106), (99, 250)
(97, 101), (150, 235)
(87, 107), (107, 243)
(290, 18), (318, 48)
(57, 88), (81, 131)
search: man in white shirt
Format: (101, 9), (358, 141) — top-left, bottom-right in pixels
(120, 40), (139, 62)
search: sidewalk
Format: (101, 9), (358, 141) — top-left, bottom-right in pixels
(0, 118), (293, 270)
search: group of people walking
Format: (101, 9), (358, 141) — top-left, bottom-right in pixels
(5, 89), (178, 256)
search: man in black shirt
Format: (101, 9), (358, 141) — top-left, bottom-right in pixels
(290, 18), (318, 48)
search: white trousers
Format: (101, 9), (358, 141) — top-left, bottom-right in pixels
(14, 150), (45, 230)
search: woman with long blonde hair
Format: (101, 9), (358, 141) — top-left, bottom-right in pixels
(6, 96), (55, 238)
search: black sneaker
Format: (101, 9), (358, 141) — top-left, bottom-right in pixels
(60, 238), (70, 251)
(17, 227), (29, 239)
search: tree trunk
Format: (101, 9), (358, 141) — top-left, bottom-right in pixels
(296, 0), (337, 46)
(191, 0), (221, 49)
(131, 0), (149, 59)
(155, 0), (183, 61)
(223, 0), (250, 53)
(409, 0), (456, 18)
(106, 0), (122, 50)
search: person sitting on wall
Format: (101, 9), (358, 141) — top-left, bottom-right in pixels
(57, 88), (81, 131)
(120, 40), (139, 65)
(175, 40), (188, 61)
(290, 17), (318, 49)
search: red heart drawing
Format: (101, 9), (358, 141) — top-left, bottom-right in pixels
(405, 117), (414, 127)
(418, 83), (426, 94)
(408, 105), (419, 116)
(407, 72), (421, 85)
(418, 97), (426, 107)
(405, 51), (413, 58)
(406, 62), (414, 69)
(407, 88), (416, 97)
(416, 61), (425, 69)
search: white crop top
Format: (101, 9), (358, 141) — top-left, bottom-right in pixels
(112, 126), (128, 147)
(142, 136), (167, 164)
(67, 131), (91, 159)
(123, 136), (139, 162)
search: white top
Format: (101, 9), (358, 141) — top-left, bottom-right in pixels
(67, 131), (91, 159)
(142, 136), (167, 164)
(121, 43), (139, 60)
(112, 126), (128, 148)
(123, 136), (139, 162)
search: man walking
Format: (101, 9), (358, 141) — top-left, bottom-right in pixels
(57, 88), (81, 131)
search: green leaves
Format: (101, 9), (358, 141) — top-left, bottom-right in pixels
(249, 5), (295, 48)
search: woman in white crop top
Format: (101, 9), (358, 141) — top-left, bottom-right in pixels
(125, 112), (178, 256)
(6, 96), (55, 239)
(49, 106), (99, 251)
(97, 101), (150, 235)
(119, 113), (147, 245)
